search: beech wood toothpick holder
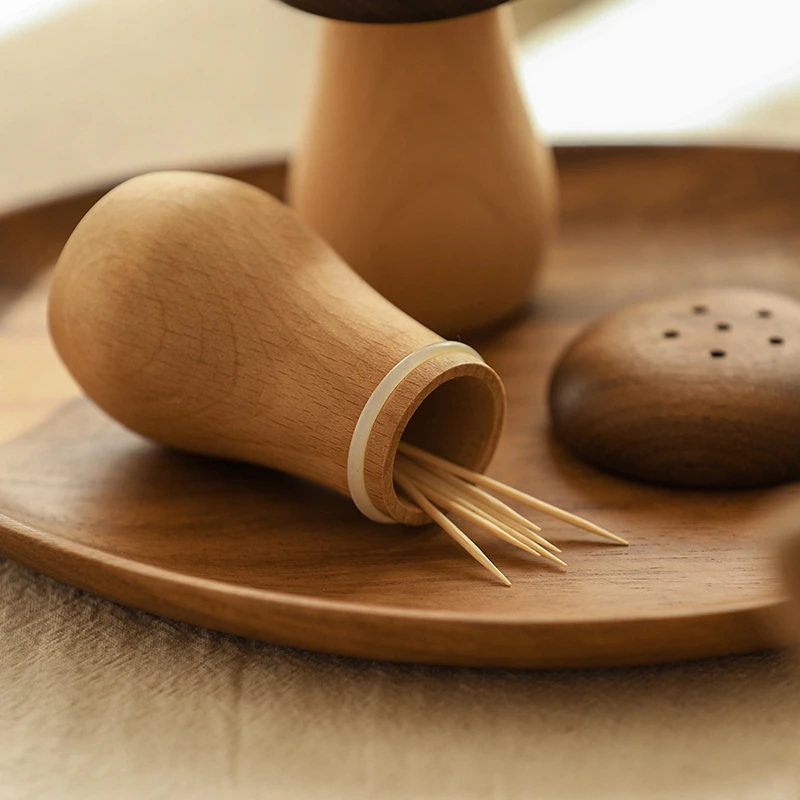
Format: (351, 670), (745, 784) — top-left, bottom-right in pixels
(285, 4), (557, 334)
(48, 171), (506, 526)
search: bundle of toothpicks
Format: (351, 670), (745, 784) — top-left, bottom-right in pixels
(394, 442), (627, 586)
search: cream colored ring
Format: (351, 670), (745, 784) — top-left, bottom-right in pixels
(347, 340), (484, 523)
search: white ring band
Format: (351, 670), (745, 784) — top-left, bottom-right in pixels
(347, 340), (484, 524)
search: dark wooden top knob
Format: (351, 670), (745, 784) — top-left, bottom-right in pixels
(549, 286), (800, 489)
(274, 0), (506, 23)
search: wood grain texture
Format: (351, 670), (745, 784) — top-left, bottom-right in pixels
(783, 533), (800, 622)
(549, 286), (800, 488)
(772, 497), (800, 645)
(274, 0), (506, 23)
(756, 492), (800, 648)
(289, 7), (556, 335)
(47, 171), (504, 526)
(0, 146), (798, 668)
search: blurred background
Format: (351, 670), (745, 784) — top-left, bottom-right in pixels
(1, 0), (799, 214)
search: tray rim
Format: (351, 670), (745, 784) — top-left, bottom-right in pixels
(0, 506), (785, 627)
(0, 504), (786, 668)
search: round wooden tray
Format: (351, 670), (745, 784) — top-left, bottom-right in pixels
(0, 146), (797, 668)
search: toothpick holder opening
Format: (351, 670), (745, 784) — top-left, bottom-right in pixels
(48, 172), (506, 526)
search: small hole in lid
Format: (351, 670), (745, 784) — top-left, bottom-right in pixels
(663, 330), (679, 338)
(758, 309), (772, 318)
(716, 322), (731, 331)
(769, 336), (784, 345)
(710, 349), (726, 358)
(692, 305), (708, 314)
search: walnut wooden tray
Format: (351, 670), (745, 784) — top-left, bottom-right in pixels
(0, 146), (797, 668)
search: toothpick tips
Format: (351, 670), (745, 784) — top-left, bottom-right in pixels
(394, 442), (627, 585)
(398, 441), (627, 546)
(395, 472), (512, 587)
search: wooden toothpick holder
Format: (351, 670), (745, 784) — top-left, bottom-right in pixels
(48, 172), (506, 526)
(287, 6), (556, 334)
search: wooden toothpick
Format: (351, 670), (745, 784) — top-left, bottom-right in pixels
(394, 472), (512, 587)
(399, 442), (628, 545)
(396, 463), (542, 560)
(398, 455), (560, 553)
(451, 499), (568, 569)
(397, 458), (567, 568)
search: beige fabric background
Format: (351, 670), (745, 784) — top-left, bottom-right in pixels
(3, 559), (800, 800)
(2, 1), (800, 798)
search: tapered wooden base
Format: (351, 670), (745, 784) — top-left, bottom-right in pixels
(0, 147), (797, 667)
(289, 8), (555, 335)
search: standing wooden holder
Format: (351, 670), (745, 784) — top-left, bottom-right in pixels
(47, 172), (506, 526)
(288, 7), (556, 334)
